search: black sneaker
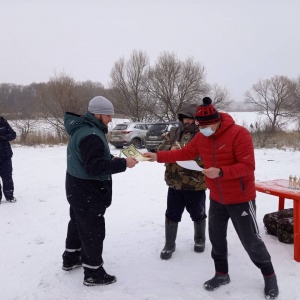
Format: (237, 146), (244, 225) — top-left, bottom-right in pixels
(62, 259), (82, 271)
(204, 273), (230, 291)
(6, 197), (17, 203)
(83, 273), (117, 286)
(264, 274), (279, 299)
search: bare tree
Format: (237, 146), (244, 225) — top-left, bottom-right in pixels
(146, 52), (209, 121)
(109, 50), (153, 121)
(291, 76), (300, 131)
(244, 75), (297, 132)
(207, 83), (232, 111)
(0, 83), (12, 113)
(0, 84), (24, 115)
(74, 80), (106, 113)
(10, 84), (40, 143)
(37, 72), (81, 141)
(12, 116), (38, 144)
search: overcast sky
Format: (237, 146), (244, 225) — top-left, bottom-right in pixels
(1, 0), (300, 102)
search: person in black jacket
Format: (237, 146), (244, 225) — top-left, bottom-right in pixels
(62, 96), (138, 287)
(0, 116), (17, 203)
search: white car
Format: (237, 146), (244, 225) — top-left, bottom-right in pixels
(110, 122), (152, 149)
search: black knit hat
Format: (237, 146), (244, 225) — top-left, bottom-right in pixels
(195, 97), (220, 125)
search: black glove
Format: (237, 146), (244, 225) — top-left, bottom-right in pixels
(0, 136), (6, 141)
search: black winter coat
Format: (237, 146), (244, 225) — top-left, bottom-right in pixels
(0, 116), (16, 161)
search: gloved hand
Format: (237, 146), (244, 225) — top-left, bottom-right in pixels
(0, 136), (6, 141)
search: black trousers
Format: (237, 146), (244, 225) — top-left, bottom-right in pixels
(209, 199), (274, 276)
(165, 187), (206, 222)
(65, 206), (106, 274)
(0, 158), (14, 200)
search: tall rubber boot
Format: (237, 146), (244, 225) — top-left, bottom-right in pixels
(194, 219), (206, 253)
(160, 219), (178, 260)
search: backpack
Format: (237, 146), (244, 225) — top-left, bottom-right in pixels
(263, 208), (294, 244)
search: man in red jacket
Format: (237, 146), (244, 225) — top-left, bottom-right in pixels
(144, 97), (279, 300)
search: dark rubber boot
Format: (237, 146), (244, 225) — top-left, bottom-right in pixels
(160, 219), (178, 260)
(204, 273), (230, 291)
(264, 274), (279, 299)
(194, 219), (206, 253)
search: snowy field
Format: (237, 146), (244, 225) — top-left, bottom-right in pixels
(0, 144), (300, 300)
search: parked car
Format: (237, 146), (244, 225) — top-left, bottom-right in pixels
(144, 121), (180, 152)
(110, 122), (152, 149)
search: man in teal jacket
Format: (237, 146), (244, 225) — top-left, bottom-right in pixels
(62, 96), (138, 286)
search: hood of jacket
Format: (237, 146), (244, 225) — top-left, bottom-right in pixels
(64, 111), (108, 136)
(177, 103), (198, 122)
(210, 112), (235, 138)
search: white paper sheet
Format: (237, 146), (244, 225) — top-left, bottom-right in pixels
(176, 160), (203, 171)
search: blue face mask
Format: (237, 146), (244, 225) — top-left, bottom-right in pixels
(199, 126), (215, 137)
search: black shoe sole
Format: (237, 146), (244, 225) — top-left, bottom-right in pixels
(62, 264), (82, 271)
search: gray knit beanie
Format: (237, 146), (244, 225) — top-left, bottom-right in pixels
(88, 96), (114, 115)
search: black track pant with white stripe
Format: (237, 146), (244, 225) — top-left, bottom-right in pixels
(65, 206), (106, 274)
(209, 199), (275, 276)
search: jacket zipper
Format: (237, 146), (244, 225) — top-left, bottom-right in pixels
(213, 137), (225, 204)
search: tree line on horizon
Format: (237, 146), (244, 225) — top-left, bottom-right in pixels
(0, 50), (299, 136)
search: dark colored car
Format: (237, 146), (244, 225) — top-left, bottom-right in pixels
(144, 121), (180, 152)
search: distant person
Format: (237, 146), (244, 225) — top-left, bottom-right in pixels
(157, 104), (206, 260)
(0, 116), (17, 204)
(62, 96), (138, 286)
(144, 97), (279, 299)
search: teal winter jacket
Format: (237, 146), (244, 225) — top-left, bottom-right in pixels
(64, 112), (111, 181)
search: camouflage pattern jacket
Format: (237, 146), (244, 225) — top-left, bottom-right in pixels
(157, 124), (206, 191)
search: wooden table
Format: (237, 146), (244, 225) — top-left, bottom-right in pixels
(255, 179), (300, 262)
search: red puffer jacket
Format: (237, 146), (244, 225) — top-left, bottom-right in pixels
(157, 113), (256, 204)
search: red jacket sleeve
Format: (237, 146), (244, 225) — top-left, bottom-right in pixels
(157, 133), (201, 163)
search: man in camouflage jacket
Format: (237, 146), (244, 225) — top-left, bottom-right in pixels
(158, 103), (207, 260)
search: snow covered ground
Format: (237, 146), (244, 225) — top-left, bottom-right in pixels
(0, 145), (300, 300)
